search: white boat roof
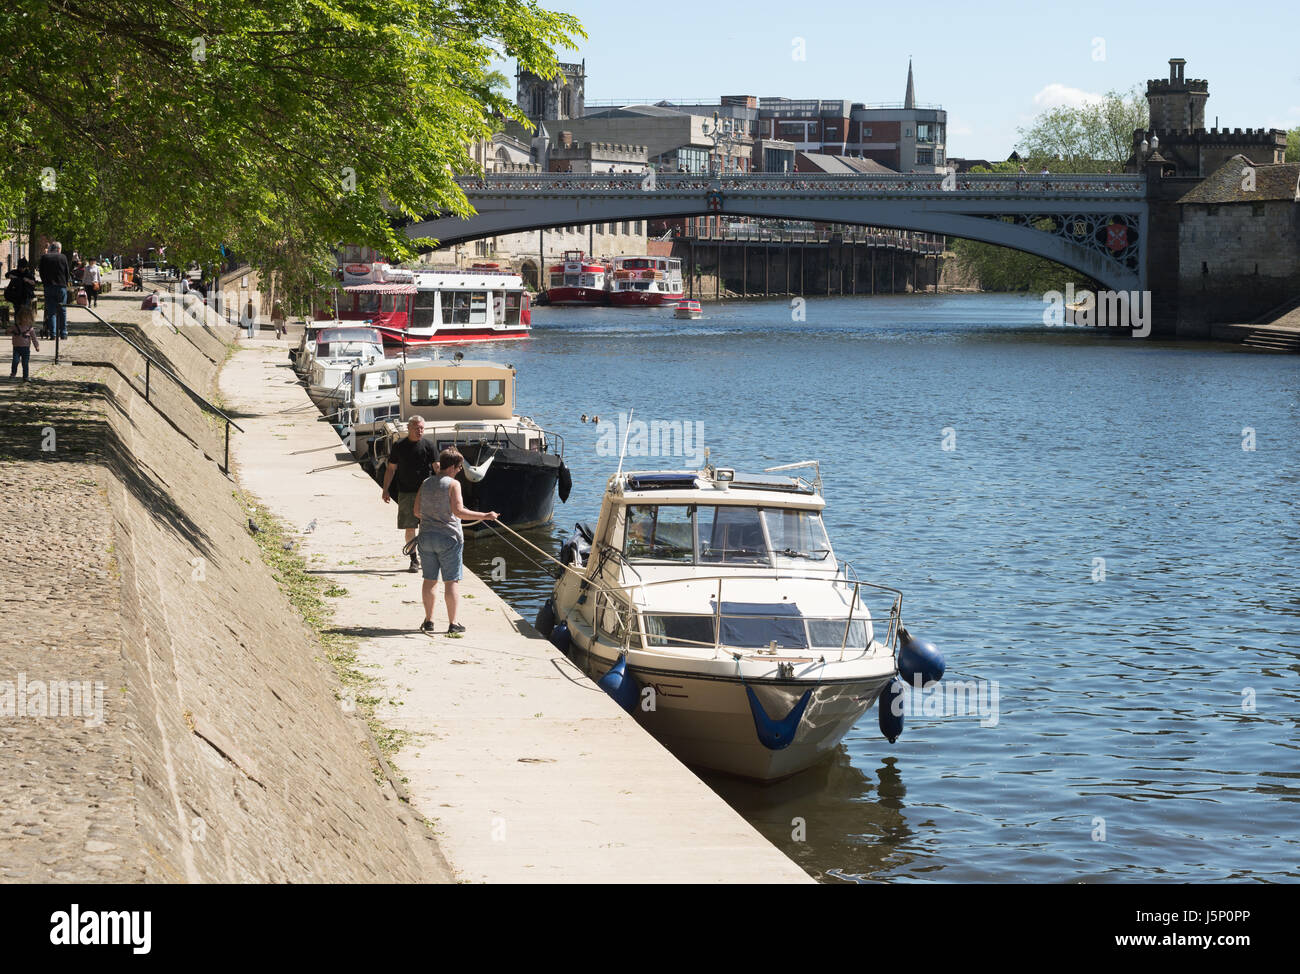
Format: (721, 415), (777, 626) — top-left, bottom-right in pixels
(610, 469), (825, 510)
(412, 271), (525, 289)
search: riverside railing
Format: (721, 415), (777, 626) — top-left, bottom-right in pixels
(457, 172), (1146, 200)
(80, 302), (245, 473)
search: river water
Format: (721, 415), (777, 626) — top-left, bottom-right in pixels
(461, 293), (1300, 883)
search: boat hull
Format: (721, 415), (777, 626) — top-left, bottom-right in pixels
(609, 290), (684, 307)
(375, 325), (529, 347)
(457, 443), (560, 531)
(564, 629), (890, 781)
(544, 286), (609, 306)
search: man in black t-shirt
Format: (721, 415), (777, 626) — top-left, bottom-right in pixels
(381, 416), (438, 572)
(37, 242), (71, 340)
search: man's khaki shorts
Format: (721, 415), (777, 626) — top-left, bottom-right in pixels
(397, 490), (419, 529)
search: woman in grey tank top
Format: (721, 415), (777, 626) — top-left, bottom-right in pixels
(413, 448), (499, 634)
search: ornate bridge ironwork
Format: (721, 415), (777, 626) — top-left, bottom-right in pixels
(407, 173), (1148, 292)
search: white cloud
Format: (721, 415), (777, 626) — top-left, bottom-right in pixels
(1031, 83), (1104, 110)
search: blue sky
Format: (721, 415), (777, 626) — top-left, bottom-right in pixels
(513, 0), (1300, 159)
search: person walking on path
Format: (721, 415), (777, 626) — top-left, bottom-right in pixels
(38, 242), (70, 340)
(5, 259), (38, 368)
(271, 298), (286, 339)
(381, 416), (438, 572)
(82, 259), (101, 308)
(242, 297), (257, 338)
(412, 448), (498, 633)
(9, 305), (40, 380)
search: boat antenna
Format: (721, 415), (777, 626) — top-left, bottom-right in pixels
(615, 407), (634, 479)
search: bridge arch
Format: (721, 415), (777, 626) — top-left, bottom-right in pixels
(406, 173), (1148, 294)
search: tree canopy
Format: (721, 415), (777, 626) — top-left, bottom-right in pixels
(950, 90), (1149, 292)
(1015, 87), (1148, 173)
(0, 1), (583, 295)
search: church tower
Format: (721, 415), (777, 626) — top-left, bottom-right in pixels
(516, 61), (586, 124)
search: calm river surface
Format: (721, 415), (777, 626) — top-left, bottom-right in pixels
(462, 293), (1299, 883)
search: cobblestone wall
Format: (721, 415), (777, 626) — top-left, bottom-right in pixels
(1, 295), (449, 882)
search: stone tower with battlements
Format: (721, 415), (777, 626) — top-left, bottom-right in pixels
(1146, 58), (1208, 132)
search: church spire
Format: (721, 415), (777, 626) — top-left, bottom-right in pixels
(904, 58), (915, 109)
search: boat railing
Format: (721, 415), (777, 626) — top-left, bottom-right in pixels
(585, 570), (903, 660)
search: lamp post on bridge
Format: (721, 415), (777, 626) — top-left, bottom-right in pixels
(703, 112), (743, 176)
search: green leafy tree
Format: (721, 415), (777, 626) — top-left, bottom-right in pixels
(1016, 87), (1148, 173)
(949, 91), (1147, 292)
(0, 1), (583, 294)
(1288, 128), (1299, 163)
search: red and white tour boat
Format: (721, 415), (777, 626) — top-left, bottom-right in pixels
(544, 250), (610, 306)
(335, 253), (530, 348)
(608, 255), (685, 307)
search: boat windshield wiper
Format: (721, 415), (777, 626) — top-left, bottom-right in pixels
(777, 547), (832, 562)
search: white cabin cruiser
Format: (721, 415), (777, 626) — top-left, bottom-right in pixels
(305, 326), (386, 414)
(537, 461), (945, 781)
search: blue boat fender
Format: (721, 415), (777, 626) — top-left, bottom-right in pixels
(897, 628), (945, 689)
(597, 653), (640, 713)
(557, 461), (572, 503)
(548, 621), (571, 653)
(745, 686), (813, 751)
(534, 599), (556, 638)
(879, 678), (906, 743)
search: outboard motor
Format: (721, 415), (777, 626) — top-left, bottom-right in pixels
(559, 522), (594, 568)
(897, 628), (945, 689)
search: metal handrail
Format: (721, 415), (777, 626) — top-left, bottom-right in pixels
(80, 303), (245, 473)
(585, 568), (903, 660)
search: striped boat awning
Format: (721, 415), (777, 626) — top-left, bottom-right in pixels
(344, 283), (416, 294)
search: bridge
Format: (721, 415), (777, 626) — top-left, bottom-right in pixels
(406, 172), (1149, 293)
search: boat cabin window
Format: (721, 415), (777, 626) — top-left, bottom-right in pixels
(413, 289), (437, 330)
(357, 293), (381, 314)
(503, 291), (523, 325)
(624, 506), (694, 564)
(762, 509), (832, 563)
(621, 504), (832, 567)
(642, 613), (867, 651)
(699, 506), (769, 565)
(443, 379), (473, 406)
(476, 379), (506, 406)
(410, 380), (439, 406)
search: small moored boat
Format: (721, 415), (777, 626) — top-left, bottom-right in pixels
(673, 300), (702, 320)
(364, 357), (572, 530)
(538, 460), (944, 781)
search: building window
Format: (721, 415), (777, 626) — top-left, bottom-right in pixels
(917, 148), (934, 165)
(634, 221), (643, 235)
(905, 128), (912, 137)
(530, 88), (544, 118)
(621, 221), (629, 234)
(862, 127), (872, 138)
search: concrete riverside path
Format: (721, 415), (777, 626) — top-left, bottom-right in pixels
(219, 338), (813, 884)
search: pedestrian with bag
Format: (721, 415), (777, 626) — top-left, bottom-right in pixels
(82, 259), (101, 308)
